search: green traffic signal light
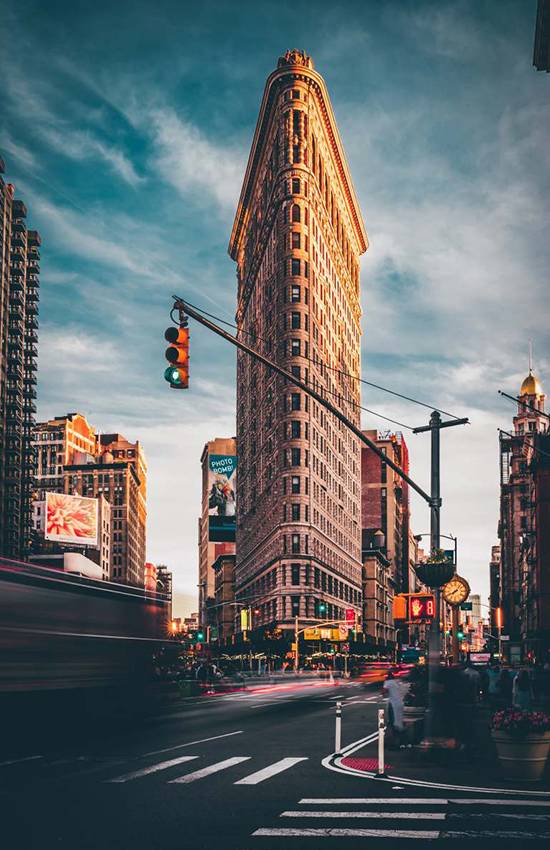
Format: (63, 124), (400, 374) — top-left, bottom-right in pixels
(319, 603), (326, 613)
(196, 631), (204, 641)
(457, 630), (464, 640)
(164, 365), (185, 387)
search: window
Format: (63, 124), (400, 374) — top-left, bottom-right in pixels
(293, 145), (300, 163)
(291, 285), (300, 302)
(292, 231), (300, 249)
(291, 503), (300, 521)
(291, 339), (301, 357)
(291, 365), (300, 380)
(291, 447), (301, 466)
(291, 534), (300, 554)
(291, 392), (301, 409)
(292, 178), (301, 194)
(292, 89), (300, 99)
(291, 312), (301, 329)
(292, 204), (301, 223)
(291, 595), (300, 616)
(291, 258), (301, 276)
(291, 475), (300, 493)
(291, 421), (301, 439)
(291, 563), (300, 585)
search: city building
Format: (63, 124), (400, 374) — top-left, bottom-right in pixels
(228, 50), (367, 641)
(213, 553), (236, 643)
(361, 430), (410, 592)
(32, 492), (111, 579)
(0, 158), (40, 559)
(32, 414), (147, 586)
(198, 437), (237, 628)
(534, 0), (550, 71)
(499, 366), (549, 662)
(361, 529), (395, 652)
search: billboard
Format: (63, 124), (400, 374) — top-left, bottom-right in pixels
(208, 454), (236, 542)
(45, 492), (99, 547)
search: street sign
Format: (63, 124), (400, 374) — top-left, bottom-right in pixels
(303, 627), (341, 641)
(339, 624), (349, 640)
(460, 602), (473, 611)
(345, 608), (355, 624)
(500, 635), (510, 641)
(341, 642), (350, 652)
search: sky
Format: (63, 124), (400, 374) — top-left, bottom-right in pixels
(1, 0), (548, 616)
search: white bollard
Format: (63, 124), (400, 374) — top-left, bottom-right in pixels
(376, 707), (386, 777)
(335, 700), (342, 753)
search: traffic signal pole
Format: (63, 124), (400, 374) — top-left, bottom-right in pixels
(172, 297), (432, 503)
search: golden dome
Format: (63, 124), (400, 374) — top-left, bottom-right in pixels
(520, 372), (543, 396)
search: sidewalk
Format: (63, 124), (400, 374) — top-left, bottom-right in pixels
(335, 705), (550, 793)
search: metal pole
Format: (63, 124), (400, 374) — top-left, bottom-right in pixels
(335, 701), (342, 753)
(377, 708), (386, 776)
(427, 411), (442, 739)
(295, 615), (299, 674)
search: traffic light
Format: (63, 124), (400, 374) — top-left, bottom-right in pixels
(164, 325), (189, 389)
(317, 601), (327, 617)
(196, 630), (204, 642)
(457, 628), (464, 640)
(408, 594), (435, 622)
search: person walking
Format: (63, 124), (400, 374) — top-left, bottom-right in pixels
(513, 669), (534, 710)
(383, 670), (406, 747)
(497, 668), (513, 707)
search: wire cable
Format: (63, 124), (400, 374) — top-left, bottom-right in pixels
(179, 298), (464, 421)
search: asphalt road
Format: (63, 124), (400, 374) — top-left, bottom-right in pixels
(2, 677), (550, 848)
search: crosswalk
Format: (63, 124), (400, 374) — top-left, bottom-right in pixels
(105, 753), (308, 786)
(250, 796), (550, 842)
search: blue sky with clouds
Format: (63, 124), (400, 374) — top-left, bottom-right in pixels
(1, 0), (548, 614)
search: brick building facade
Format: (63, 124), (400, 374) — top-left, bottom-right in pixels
(229, 50), (368, 637)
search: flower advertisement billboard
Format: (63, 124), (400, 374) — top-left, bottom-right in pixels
(45, 492), (99, 547)
(208, 454), (236, 543)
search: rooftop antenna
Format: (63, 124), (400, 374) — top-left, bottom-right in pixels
(529, 339), (533, 375)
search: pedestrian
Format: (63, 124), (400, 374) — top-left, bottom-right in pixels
(512, 669), (534, 710)
(497, 668), (513, 707)
(383, 670), (406, 747)
(486, 662), (500, 707)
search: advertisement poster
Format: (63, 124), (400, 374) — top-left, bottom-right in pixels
(45, 492), (99, 547)
(208, 454), (237, 542)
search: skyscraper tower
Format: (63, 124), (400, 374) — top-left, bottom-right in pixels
(229, 50), (368, 637)
(0, 158), (40, 558)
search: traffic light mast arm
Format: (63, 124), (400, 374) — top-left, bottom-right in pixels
(173, 297), (432, 505)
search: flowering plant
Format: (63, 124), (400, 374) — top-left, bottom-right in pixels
(491, 708), (550, 736)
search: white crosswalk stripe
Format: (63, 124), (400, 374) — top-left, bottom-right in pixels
(251, 795), (550, 841)
(107, 755), (198, 783)
(235, 758), (308, 785)
(168, 756), (251, 783)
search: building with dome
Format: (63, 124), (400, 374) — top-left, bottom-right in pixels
(498, 365), (550, 663)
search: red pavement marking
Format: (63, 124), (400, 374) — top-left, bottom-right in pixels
(341, 756), (391, 772)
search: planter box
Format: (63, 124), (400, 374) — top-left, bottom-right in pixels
(491, 730), (550, 782)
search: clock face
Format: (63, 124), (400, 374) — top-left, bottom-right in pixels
(442, 576), (470, 606)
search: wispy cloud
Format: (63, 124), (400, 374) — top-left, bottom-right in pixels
(0, 131), (38, 170)
(147, 108), (245, 212)
(39, 126), (143, 187)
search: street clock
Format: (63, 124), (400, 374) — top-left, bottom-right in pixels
(442, 575), (470, 607)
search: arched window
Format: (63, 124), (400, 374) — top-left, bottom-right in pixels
(292, 204), (301, 223)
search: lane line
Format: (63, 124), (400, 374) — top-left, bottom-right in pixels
(0, 755), (43, 767)
(442, 830), (550, 839)
(169, 756), (250, 784)
(143, 730), (243, 757)
(235, 758), (308, 785)
(252, 827), (440, 839)
(451, 799), (550, 807)
(106, 755), (198, 783)
(451, 813), (550, 822)
(280, 811), (446, 820)
(299, 798), (448, 805)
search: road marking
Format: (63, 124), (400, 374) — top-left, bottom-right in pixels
(235, 758), (308, 785)
(442, 830), (550, 839)
(169, 756), (250, 784)
(143, 730), (243, 757)
(0, 755), (43, 767)
(281, 811), (446, 820)
(451, 799), (550, 807)
(300, 798), (448, 805)
(252, 827), (440, 839)
(452, 813), (550, 821)
(106, 755), (198, 783)
(327, 694), (345, 700)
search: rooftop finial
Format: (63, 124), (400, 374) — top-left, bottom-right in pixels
(277, 49), (314, 70)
